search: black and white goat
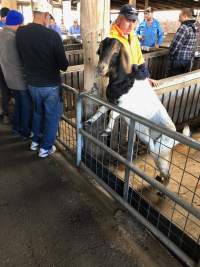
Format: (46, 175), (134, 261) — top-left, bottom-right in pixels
(87, 37), (190, 186)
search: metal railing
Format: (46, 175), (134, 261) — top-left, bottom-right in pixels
(57, 76), (200, 267)
(75, 93), (200, 267)
(57, 84), (78, 154)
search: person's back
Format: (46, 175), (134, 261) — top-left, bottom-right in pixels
(16, 1), (69, 158)
(169, 8), (197, 76)
(0, 27), (26, 90)
(0, 10), (32, 137)
(16, 23), (67, 87)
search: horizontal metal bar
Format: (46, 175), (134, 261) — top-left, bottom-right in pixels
(61, 115), (76, 128)
(80, 163), (195, 267)
(80, 128), (200, 220)
(56, 137), (75, 154)
(81, 93), (200, 151)
(61, 83), (79, 95)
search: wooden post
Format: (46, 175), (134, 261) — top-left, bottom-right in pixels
(81, 0), (110, 116)
(129, 0), (136, 8)
(145, 0), (149, 9)
(1, 0), (17, 9)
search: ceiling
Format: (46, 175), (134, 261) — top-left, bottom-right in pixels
(111, 0), (200, 10)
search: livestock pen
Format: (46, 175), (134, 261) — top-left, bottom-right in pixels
(57, 67), (200, 267)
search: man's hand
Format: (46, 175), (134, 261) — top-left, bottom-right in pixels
(155, 44), (159, 49)
(138, 35), (145, 41)
(148, 78), (159, 87)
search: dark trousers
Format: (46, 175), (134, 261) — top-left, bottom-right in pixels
(0, 66), (11, 116)
(168, 59), (191, 77)
(12, 90), (32, 137)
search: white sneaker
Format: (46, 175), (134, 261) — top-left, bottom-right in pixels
(30, 141), (39, 151)
(38, 145), (56, 158)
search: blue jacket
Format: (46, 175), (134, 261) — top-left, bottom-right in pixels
(136, 19), (163, 47)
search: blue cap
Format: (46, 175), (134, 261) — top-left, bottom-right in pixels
(120, 4), (138, 21)
(6, 10), (24, 26)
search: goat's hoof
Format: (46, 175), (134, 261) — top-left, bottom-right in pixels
(101, 130), (111, 137)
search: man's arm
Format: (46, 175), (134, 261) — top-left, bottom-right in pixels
(157, 22), (164, 46)
(53, 33), (69, 71)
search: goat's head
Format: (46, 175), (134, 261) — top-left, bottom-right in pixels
(96, 38), (121, 76)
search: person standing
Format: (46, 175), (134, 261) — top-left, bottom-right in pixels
(110, 4), (158, 86)
(0, 7), (11, 124)
(68, 19), (80, 37)
(0, 7), (9, 28)
(0, 10), (32, 137)
(16, 1), (68, 158)
(136, 7), (163, 48)
(168, 8), (197, 76)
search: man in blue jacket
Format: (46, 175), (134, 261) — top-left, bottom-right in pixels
(136, 7), (163, 48)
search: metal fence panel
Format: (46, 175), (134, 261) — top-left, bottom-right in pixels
(77, 93), (200, 266)
(58, 71), (200, 266)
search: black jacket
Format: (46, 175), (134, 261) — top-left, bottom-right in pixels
(16, 23), (69, 87)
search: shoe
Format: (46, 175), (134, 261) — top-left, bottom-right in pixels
(3, 115), (10, 125)
(30, 141), (39, 151)
(38, 145), (56, 158)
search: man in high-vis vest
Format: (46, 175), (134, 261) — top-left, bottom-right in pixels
(110, 4), (158, 87)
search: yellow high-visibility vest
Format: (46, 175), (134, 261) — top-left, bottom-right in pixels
(110, 23), (144, 66)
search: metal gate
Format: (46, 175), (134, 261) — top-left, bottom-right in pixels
(57, 77), (200, 267)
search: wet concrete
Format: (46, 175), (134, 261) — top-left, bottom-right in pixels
(0, 123), (182, 267)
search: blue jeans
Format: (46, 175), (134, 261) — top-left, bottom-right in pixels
(28, 85), (63, 150)
(12, 90), (32, 137)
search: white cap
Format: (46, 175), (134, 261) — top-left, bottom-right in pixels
(32, 0), (52, 14)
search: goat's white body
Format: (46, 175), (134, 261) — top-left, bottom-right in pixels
(88, 78), (190, 184)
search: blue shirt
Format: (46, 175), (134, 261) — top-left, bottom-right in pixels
(0, 21), (5, 28)
(136, 19), (163, 47)
(69, 25), (80, 35)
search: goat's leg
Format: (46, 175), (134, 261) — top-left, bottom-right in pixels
(101, 110), (120, 137)
(86, 105), (109, 124)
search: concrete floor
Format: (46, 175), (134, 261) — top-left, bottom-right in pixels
(0, 122), (182, 267)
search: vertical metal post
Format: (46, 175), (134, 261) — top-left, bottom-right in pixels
(123, 119), (136, 201)
(76, 94), (83, 167)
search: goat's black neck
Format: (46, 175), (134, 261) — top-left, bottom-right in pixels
(106, 50), (146, 104)
(109, 51), (129, 84)
(106, 52), (135, 104)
